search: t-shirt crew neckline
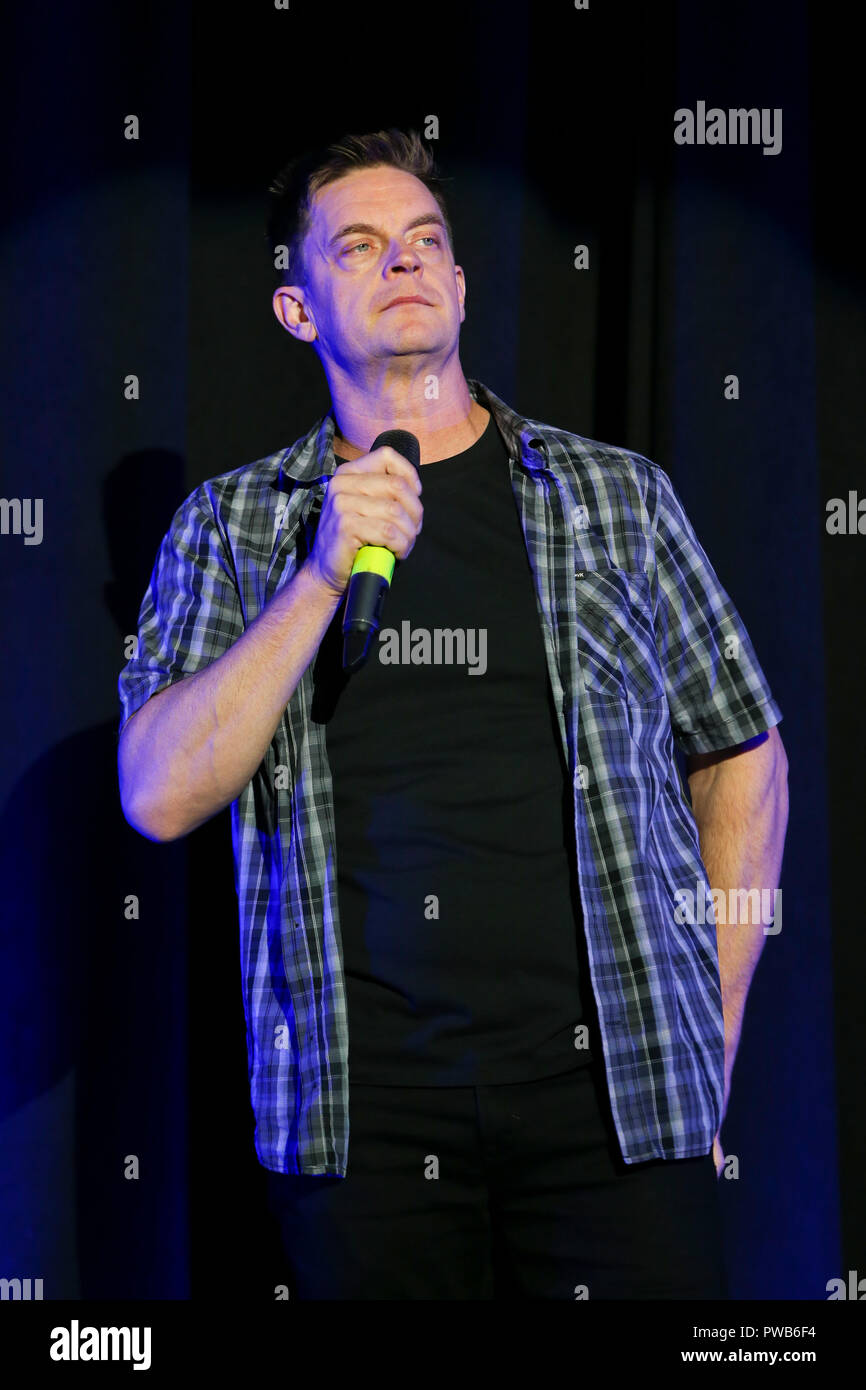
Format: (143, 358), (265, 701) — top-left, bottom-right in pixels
(334, 412), (494, 470)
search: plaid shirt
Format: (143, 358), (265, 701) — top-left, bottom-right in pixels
(118, 377), (782, 1174)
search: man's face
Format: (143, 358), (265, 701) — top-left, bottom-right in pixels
(275, 165), (466, 373)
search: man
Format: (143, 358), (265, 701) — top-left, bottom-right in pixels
(117, 129), (788, 1300)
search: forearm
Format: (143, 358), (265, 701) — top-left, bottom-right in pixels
(119, 559), (343, 841)
(688, 731), (789, 1105)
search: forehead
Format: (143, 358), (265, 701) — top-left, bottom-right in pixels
(309, 165), (441, 237)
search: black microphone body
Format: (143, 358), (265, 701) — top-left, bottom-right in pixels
(341, 429), (420, 673)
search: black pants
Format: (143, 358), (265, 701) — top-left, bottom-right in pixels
(266, 1061), (727, 1300)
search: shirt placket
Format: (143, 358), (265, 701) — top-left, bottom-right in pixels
(512, 452), (635, 1132)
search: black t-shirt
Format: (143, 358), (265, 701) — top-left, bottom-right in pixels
(310, 412), (594, 1084)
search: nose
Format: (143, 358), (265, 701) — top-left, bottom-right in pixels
(384, 241), (421, 275)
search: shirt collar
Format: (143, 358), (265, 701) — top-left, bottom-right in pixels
(275, 377), (552, 490)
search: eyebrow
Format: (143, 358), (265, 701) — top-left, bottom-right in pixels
(327, 213), (448, 249)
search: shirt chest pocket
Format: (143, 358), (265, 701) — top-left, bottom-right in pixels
(574, 567), (665, 706)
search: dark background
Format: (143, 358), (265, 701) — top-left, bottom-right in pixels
(1, 0), (862, 1300)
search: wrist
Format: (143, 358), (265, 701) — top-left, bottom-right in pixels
(300, 555), (345, 606)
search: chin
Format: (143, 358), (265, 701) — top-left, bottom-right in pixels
(380, 328), (446, 353)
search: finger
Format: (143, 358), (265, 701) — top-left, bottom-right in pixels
(331, 471), (422, 508)
(339, 446), (422, 491)
(344, 502), (418, 554)
(331, 475), (423, 527)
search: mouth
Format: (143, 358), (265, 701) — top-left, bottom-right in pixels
(382, 297), (433, 310)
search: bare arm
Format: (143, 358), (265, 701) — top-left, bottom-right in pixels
(686, 724), (789, 1120)
(118, 558), (343, 842)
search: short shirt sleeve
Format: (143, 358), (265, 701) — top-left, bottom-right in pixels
(117, 485), (244, 734)
(648, 462), (783, 754)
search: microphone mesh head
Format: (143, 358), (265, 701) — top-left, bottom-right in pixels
(370, 429), (420, 471)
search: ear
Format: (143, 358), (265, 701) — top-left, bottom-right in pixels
(272, 285), (318, 344)
(454, 264), (466, 324)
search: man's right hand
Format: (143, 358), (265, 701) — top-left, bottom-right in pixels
(307, 444), (424, 597)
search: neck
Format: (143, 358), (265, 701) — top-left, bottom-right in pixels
(327, 356), (489, 465)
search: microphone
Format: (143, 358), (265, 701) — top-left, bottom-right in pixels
(342, 429), (421, 674)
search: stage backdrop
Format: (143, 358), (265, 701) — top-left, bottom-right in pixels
(1, 0), (861, 1300)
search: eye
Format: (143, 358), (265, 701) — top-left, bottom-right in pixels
(418, 235), (440, 247)
(345, 241), (371, 254)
